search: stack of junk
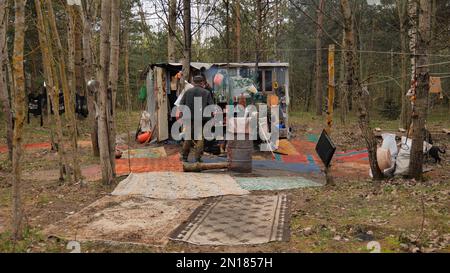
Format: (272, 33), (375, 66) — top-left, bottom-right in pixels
(372, 133), (433, 178)
(183, 106), (259, 174)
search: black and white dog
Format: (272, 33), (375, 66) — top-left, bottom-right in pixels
(428, 146), (446, 164)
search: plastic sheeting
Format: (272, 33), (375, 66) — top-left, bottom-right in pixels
(380, 133), (398, 175)
(229, 76), (258, 98)
(174, 82), (194, 107)
(394, 137), (433, 176)
(139, 111), (152, 132)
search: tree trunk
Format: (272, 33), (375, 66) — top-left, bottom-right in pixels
(46, 0), (81, 183)
(75, 11), (84, 99)
(234, 0), (241, 62)
(11, 0), (27, 240)
(255, 0), (262, 83)
(408, 0), (417, 86)
(305, 55), (315, 112)
(341, 0), (383, 181)
(182, 0), (192, 83)
(35, 0), (70, 182)
(98, 0), (114, 185)
(0, 0), (13, 161)
(409, 0), (431, 180)
(67, 5), (81, 182)
(67, 5), (77, 105)
(195, 0), (201, 61)
(358, 86), (384, 180)
(108, 0), (120, 177)
(225, 0), (230, 63)
(6, 44), (14, 95)
(314, 0), (325, 116)
(168, 0), (177, 62)
(81, 1), (99, 156)
(124, 24), (132, 132)
(339, 33), (348, 124)
(340, 0), (356, 118)
(397, 0), (410, 129)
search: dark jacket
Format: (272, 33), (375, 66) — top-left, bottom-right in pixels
(179, 86), (214, 121)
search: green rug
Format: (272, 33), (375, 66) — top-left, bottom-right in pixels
(121, 146), (167, 159)
(306, 133), (319, 143)
(236, 177), (322, 191)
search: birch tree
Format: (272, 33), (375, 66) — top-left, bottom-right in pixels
(409, 0), (431, 179)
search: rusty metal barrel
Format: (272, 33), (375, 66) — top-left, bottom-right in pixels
(227, 134), (253, 173)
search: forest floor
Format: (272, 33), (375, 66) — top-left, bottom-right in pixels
(0, 109), (449, 253)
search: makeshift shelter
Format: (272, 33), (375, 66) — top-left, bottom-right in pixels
(144, 62), (291, 142)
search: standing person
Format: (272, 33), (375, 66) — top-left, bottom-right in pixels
(179, 75), (214, 162)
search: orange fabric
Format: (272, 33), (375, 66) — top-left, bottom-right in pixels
(268, 95), (279, 108)
(430, 77), (442, 94)
(115, 154), (183, 176)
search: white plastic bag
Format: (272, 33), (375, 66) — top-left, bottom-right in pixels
(394, 137), (433, 176)
(139, 111), (152, 132)
(380, 133), (398, 176)
(382, 133), (398, 159)
(174, 82), (194, 107)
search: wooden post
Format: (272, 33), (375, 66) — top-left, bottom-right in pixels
(326, 44), (335, 134)
(325, 44), (335, 186)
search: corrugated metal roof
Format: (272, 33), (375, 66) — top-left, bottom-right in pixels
(217, 62), (289, 68)
(150, 62), (289, 70)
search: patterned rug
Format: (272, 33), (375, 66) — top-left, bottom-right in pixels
(121, 147), (167, 159)
(112, 172), (249, 200)
(253, 159), (321, 174)
(236, 177), (322, 191)
(170, 194), (290, 246)
(44, 196), (203, 246)
(275, 139), (300, 155)
(335, 149), (369, 162)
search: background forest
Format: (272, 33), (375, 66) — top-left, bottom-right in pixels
(1, 0), (449, 116)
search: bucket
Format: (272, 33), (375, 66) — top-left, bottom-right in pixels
(227, 134), (253, 173)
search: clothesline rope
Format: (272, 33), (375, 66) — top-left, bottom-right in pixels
(190, 47), (450, 57)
